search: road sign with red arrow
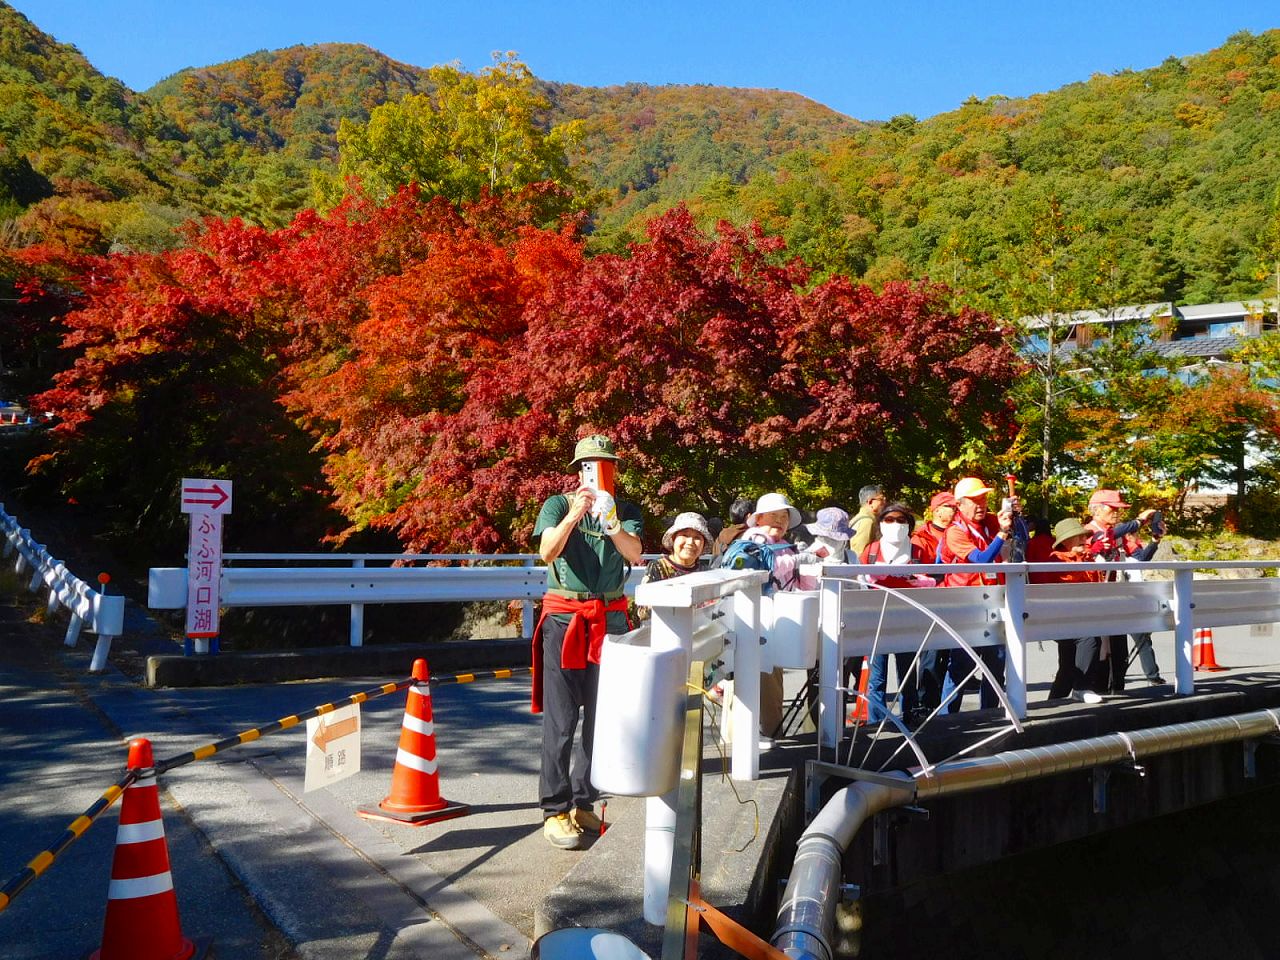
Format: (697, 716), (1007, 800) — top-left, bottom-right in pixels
(180, 478), (233, 515)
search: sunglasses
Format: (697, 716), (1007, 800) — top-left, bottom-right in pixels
(881, 516), (909, 524)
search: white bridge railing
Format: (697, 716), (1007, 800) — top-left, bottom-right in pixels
(1, 503), (125, 671)
(814, 560), (1280, 749)
(149, 552), (665, 648)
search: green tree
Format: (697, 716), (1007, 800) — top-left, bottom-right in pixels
(326, 53), (587, 218)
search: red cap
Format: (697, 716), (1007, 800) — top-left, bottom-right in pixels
(1088, 489), (1130, 510)
(929, 491), (956, 510)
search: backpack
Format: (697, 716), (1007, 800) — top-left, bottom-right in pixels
(719, 538), (795, 593)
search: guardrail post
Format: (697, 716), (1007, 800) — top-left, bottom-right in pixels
(522, 557), (536, 641)
(1173, 569), (1195, 696)
(349, 558), (365, 648)
(64, 612), (83, 647)
(728, 580), (761, 781)
(89, 635), (113, 672)
(819, 578), (843, 752)
(13, 529), (29, 575)
(1002, 568), (1029, 720)
(645, 603), (693, 926)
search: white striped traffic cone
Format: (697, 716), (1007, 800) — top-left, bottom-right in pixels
(357, 659), (469, 826)
(91, 739), (206, 960)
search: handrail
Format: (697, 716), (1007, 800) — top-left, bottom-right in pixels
(1, 503), (126, 672)
(773, 706), (1280, 960)
(814, 558), (1280, 748)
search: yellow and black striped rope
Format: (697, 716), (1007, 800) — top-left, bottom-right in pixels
(156, 675), (413, 774)
(0, 769), (138, 914)
(431, 666), (530, 686)
(156, 665), (531, 774)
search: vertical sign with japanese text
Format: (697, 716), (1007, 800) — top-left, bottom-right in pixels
(181, 478), (232, 641)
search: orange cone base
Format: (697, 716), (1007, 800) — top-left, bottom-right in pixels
(356, 798), (470, 826)
(1195, 662), (1229, 672)
(89, 935), (211, 960)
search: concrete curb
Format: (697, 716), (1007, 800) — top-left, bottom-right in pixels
(146, 639), (530, 687)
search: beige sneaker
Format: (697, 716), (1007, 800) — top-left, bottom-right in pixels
(571, 807), (602, 834)
(543, 813), (582, 850)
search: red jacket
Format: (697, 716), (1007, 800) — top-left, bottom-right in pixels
(942, 514), (1003, 587)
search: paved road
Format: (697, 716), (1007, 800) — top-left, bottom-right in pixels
(0, 586), (642, 960)
(0, 599), (294, 960)
(5, 563), (1278, 960)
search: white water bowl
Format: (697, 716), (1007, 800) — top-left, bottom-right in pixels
(532, 927), (653, 960)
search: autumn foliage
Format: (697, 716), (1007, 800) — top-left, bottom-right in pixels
(29, 188), (1020, 552)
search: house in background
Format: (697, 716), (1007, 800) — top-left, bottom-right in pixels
(1022, 298), (1279, 363)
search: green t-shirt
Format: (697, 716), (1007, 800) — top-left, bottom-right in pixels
(534, 493), (643, 631)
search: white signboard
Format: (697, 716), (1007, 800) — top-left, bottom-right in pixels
(180, 478), (233, 515)
(304, 704), (362, 792)
(185, 511), (223, 639)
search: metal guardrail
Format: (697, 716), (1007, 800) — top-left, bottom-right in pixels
(150, 553), (663, 648)
(1, 503), (125, 671)
(814, 559), (1280, 748)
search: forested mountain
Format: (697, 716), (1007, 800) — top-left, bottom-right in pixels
(2, 0), (1280, 313)
(689, 29), (1280, 311)
(0, 2), (859, 241)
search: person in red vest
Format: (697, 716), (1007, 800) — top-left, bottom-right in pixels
(1083, 488), (1165, 693)
(940, 477), (1014, 711)
(911, 490), (956, 563)
(861, 502), (937, 726)
(1029, 517), (1104, 702)
(532, 435), (643, 849)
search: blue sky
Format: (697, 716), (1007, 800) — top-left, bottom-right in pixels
(13, 1), (1280, 120)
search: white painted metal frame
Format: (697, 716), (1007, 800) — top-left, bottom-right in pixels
(0, 503), (125, 671)
(816, 560), (1280, 749)
(632, 566), (768, 926)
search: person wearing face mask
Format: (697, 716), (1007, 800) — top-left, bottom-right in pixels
(799, 506), (855, 562)
(860, 502), (937, 727)
(940, 477), (1014, 712)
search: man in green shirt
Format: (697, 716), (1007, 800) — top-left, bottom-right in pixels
(531, 435), (643, 849)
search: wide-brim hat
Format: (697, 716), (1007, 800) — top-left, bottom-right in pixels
(662, 512), (713, 551)
(1088, 488), (1129, 510)
(805, 506), (854, 541)
(748, 492), (801, 531)
(568, 434), (621, 470)
(1052, 517), (1090, 548)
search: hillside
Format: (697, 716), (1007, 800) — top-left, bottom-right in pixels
(2, 1), (1280, 315)
(0, 2), (204, 250)
(689, 29), (1280, 311)
(144, 47), (862, 233)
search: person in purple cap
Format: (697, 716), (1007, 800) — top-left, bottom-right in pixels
(799, 506), (856, 562)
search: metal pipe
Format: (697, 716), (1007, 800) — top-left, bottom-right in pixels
(772, 707), (1280, 960)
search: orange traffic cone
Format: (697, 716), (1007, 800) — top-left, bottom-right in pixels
(1193, 627), (1228, 672)
(92, 739), (207, 960)
(847, 663), (871, 725)
(358, 659), (470, 826)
